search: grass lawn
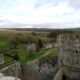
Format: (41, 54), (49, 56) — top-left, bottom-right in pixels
(0, 40), (57, 69)
(0, 41), (47, 68)
(0, 41), (9, 50)
(26, 49), (47, 61)
(48, 48), (57, 57)
(0, 56), (14, 69)
(17, 49), (47, 64)
(0, 47), (57, 69)
(0, 43), (26, 69)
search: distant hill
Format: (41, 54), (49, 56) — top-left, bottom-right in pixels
(0, 27), (80, 33)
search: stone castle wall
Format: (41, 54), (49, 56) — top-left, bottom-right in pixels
(56, 32), (80, 80)
(57, 32), (80, 68)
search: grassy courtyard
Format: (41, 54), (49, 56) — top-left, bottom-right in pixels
(0, 30), (57, 69)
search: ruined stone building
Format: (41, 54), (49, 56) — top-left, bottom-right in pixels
(54, 32), (80, 80)
(1, 31), (80, 80)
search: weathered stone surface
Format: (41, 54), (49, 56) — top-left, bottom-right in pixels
(0, 73), (21, 80)
(0, 62), (21, 79)
(0, 54), (4, 64)
(27, 43), (37, 56)
(21, 60), (41, 80)
(0, 50), (57, 80)
(54, 69), (63, 80)
(56, 32), (80, 80)
(21, 56), (58, 80)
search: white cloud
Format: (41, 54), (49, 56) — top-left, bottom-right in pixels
(0, 0), (80, 28)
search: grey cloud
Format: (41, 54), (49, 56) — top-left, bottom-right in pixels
(32, 21), (80, 29)
(1, 23), (27, 28)
(0, 0), (17, 7)
(0, 20), (80, 28)
(0, 19), (28, 28)
(67, 0), (80, 10)
(34, 0), (80, 10)
(0, 20), (12, 23)
(0, 20), (5, 23)
(0, 0), (6, 5)
(34, 0), (64, 8)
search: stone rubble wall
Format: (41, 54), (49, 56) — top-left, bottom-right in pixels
(0, 55), (58, 80)
(0, 62), (21, 79)
(21, 56), (58, 80)
(54, 69), (63, 80)
(0, 73), (21, 80)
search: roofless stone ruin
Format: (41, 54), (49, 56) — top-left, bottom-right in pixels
(54, 31), (80, 80)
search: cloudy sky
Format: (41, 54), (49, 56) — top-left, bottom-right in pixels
(0, 0), (80, 28)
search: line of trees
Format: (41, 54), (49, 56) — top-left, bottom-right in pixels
(8, 31), (58, 49)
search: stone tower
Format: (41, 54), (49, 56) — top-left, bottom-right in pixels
(54, 32), (80, 80)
